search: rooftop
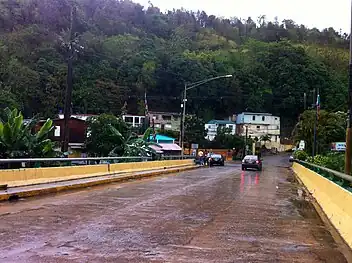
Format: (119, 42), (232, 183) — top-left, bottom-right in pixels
(207, 120), (236, 125)
(149, 111), (180, 115)
(240, 112), (279, 117)
(149, 134), (176, 142)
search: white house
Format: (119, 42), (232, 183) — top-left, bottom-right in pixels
(205, 120), (236, 141)
(122, 114), (146, 127)
(236, 112), (281, 148)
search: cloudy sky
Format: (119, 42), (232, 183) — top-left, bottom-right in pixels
(135, 0), (350, 33)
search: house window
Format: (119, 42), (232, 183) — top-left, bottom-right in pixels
(256, 126), (260, 129)
(277, 126), (279, 129)
(228, 125), (233, 130)
(125, 117), (133, 123)
(162, 115), (171, 121)
(275, 118), (278, 120)
(262, 116), (265, 121)
(134, 117), (139, 124)
(252, 116), (255, 121)
(54, 126), (61, 137)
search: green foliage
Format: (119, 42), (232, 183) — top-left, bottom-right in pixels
(213, 126), (245, 150)
(184, 115), (207, 145)
(293, 150), (308, 161)
(0, 108), (57, 158)
(293, 110), (346, 154)
(86, 114), (157, 157)
(0, 0), (349, 136)
(86, 114), (130, 156)
(306, 153), (345, 173)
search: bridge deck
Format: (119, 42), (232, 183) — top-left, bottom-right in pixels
(0, 156), (349, 262)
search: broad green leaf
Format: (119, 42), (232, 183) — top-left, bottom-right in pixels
(36, 119), (53, 140)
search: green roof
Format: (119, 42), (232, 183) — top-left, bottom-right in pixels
(207, 120), (236, 125)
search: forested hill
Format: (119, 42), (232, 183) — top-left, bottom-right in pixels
(0, 0), (349, 135)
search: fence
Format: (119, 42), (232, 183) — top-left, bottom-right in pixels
(294, 159), (352, 192)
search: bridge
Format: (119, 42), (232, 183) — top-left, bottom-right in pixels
(0, 155), (351, 262)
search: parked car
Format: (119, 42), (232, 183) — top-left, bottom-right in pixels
(208, 154), (225, 166)
(242, 155), (262, 171)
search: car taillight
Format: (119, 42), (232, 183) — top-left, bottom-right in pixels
(256, 160), (260, 164)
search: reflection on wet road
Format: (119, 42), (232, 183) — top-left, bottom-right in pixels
(0, 155), (349, 262)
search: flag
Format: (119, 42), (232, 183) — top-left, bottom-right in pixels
(144, 90), (148, 116)
(316, 94), (320, 118)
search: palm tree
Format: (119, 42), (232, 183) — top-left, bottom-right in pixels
(260, 134), (271, 148)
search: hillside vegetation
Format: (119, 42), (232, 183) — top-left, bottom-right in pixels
(0, 0), (349, 136)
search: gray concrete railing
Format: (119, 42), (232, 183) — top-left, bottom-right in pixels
(294, 159), (352, 191)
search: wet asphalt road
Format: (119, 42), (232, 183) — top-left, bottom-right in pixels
(0, 155), (349, 263)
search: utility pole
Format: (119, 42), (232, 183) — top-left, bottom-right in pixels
(303, 92), (307, 110)
(345, 0), (352, 175)
(312, 87), (319, 159)
(181, 84), (187, 159)
(61, 2), (82, 153)
(62, 4), (75, 153)
(243, 125), (248, 159)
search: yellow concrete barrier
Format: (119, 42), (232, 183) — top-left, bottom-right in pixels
(0, 159), (194, 187)
(292, 162), (352, 249)
(109, 159), (193, 173)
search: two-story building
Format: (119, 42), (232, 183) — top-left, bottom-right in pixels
(204, 120), (236, 141)
(148, 111), (181, 131)
(236, 112), (280, 148)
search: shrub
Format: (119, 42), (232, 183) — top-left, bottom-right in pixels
(307, 153), (345, 173)
(293, 150), (308, 161)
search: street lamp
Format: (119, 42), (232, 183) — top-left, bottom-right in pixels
(180, 74), (233, 158)
(345, 0), (352, 174)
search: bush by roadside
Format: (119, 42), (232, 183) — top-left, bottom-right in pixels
(306, 153), (345, 173)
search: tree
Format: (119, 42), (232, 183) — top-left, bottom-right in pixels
(260, 134), (271, 148)
(109, 127), (158, 157)
(85, 114), (129, 157)
(213, 126), (244, 150)
(0, 0), (349, 136)
(292, 110), (346, 155)
(0, 108), (57, 159)
(184, 115), (207, 145)
(86, 114), (158, 157)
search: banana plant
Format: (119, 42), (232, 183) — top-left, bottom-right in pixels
(0, 107), (57, 158)
(108, 126), (159, 157)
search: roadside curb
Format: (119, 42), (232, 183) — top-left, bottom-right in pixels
(0, 165), (200, 202)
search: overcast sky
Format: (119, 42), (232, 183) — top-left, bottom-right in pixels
(135, 0), (350, 33)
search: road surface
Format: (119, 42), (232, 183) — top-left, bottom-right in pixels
(0, 155), (349, 262)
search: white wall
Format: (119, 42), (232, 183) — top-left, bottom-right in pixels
(205, 123), (236, 141)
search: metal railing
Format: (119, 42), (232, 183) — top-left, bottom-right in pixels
(161, 155), (194, 160)
(0, 155), (195, 169)
(294, 159), (352, 191)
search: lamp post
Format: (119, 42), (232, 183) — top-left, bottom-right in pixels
(345, 0), (352, 175)
(180, 75), (233, 158)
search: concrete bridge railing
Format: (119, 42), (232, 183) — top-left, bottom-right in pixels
(0, 157), (195, 188)
(292, 160), (352, 249)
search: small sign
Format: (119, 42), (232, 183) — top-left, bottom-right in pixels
(299, 140), (305, 150)
(331, 142), (346, 152)
(191, 144), (199, 149)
